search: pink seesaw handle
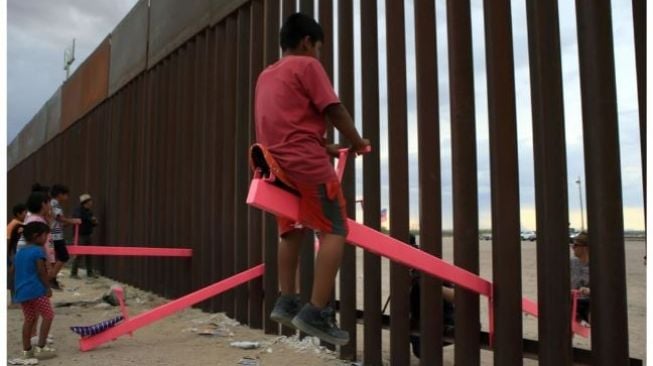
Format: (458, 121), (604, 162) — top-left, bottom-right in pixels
(336, 145), (372, 182)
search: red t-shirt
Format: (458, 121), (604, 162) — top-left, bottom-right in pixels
(255, 56), (340, 185)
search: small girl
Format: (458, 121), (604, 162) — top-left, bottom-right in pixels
(14, 221), (57, 360)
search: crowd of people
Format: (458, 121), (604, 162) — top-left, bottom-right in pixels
(7, 183), (98, 362)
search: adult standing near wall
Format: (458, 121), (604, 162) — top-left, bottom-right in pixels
(70, 194), (99, 279)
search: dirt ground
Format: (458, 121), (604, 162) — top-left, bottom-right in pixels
(6, 239), (646, 365)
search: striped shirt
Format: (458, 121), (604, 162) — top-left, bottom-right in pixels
(50, 199), (65, 241)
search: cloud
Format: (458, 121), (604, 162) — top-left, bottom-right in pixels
(7, 0), (137, 142)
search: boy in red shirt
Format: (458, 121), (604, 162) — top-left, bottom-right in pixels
(255, 13), (369, 346)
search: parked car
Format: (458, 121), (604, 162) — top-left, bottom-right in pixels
(520, 231), (536, 241)
(480, 233), (492, 241)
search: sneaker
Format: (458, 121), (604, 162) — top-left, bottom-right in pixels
(21, 348), (34, 359)
(270, 294), (301, 328)
(291, 303), (349, 346)
(34, 345), (56, 360)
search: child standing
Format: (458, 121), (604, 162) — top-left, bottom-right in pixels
(14, 221), (57, 360)
(255, 13), (369, 345)
(49, 184), (82, 290)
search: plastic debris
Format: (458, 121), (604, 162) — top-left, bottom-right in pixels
(237, 357), (260, 366)
(7, 358), (38, 365)
(230, 341), (261, 350)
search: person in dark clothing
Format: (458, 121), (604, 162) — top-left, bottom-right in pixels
(406, 234), (456, 359)
(70, 194), (98, 278)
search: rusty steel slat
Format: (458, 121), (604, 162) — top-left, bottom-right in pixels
(525, 1), (573, 364)
(360, 1), (382, 364)
(221, 15), (238, 319)
(178, 41), (195, 299)
(336, 0), (357, 359)
(263, 0), (280, 335)
(414, 0), (443, 364)
(318, 0), (334, 81)
(248, 0), (265, 330)
(483, 0), (523, 364)
(193, 31), (209, 309)
(575, 1), (630, 364)
(282, 0), (295, 20)
(234, 5), (252, 325)
(632, 0), (646, 214)
(168, 48), (183, 299)
(299, 0), (313, 16)
(318, 0), (334, 146)
(190, 30), (205, 307)
(146, 66), (161, 294)
(385, 0), (411, 364)
(211, 23), (226, 313)
(140, 72), (154, 293)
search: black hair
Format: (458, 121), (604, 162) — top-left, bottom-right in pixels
(280, 13), (324, 52)
(13, 203), (27, 217)
(26, 191), (49, 213)
(50, 184), (70, 198)
(23, 221), (50, 243)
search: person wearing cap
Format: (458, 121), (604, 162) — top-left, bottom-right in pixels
(570, 231), (590, 323)
(70, 194), (99, 279)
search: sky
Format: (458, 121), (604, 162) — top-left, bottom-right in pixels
(6, 0), (645, 231)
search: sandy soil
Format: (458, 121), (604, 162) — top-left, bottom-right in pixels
(6, 239), (645, 365)
(6, 271), (344, 366)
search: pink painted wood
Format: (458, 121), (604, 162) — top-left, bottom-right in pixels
(112, 286), (132, 337)
(247, 178), (590, 338)
(247, 179), (491, 295)
(79, 264), (265, 351)
(67, 246), (192, 257)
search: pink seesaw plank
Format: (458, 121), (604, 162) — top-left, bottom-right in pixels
(247, 178), (590, 338)
(67, 246), (192, 257)
(79, 264), (265, 351)
(247, 178), (491, 295)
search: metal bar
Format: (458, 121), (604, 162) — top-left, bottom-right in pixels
(234, 5), (252, 325)
(525, 0), (572, 363)
(360, 0), (382, 364)
(212, 23), (226, 312)
(299, 0), (313, 16)
(282, 0), (295, 20)
(483, 0), (523, 363)
(337, 0), (356, 359)
(248, 0), (265, 330)
(221, 15), (239, 319)
(414, 0), (442, 364)
(318, 0), (334, 147)
(575, 1), (630, 364)
(632, 0), (646, 215)
(385, 0), (411, 363)
(263, 0), (280, 335)
(192, 31), (208, 306)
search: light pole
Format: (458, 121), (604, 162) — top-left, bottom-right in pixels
(576, 177), (585, 231)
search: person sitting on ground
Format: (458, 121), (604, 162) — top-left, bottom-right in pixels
(48, 184), (82, 290)
(8, 203), (28, 305)
(13, 221), (57, 361)
(570, 231), (590, 324)
(258, 13), (369, 346)
(71, 194), (99, 279)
